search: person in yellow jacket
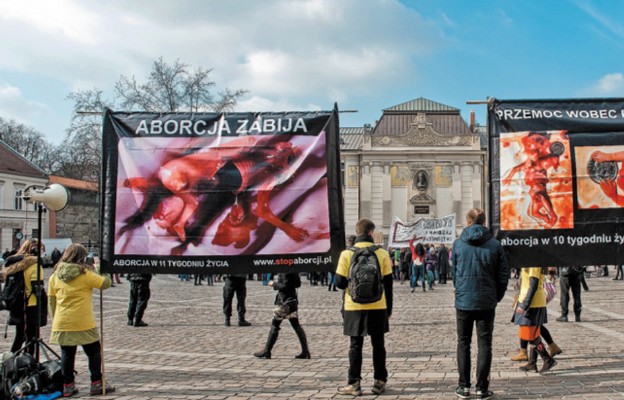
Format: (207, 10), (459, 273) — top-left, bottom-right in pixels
(48, 243), (115, 397)
(2, 239), (43, 355)
(512, 267), (557, 373)
(335, 219), (393, 396)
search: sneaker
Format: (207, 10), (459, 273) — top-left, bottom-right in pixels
(539, 358), (557, 374)
(476, 389), (495, 399)
(454, 386), (470, 399)
(575, 315), (582, 322)
(556, 315), (568, 322)
(63, 382), (79, 397)
(225, 318), (231, 326)
(127, 319), (133, 326)
(89, 380), (115, 396)
(238, 320), (252, 327)
(337, 381), (362, 396)
(371, 380), (386, 395)
(134, 320), (148, 327)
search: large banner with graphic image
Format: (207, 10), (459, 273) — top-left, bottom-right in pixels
(100, 109), (344, 274)
(488, 98), (624, 267)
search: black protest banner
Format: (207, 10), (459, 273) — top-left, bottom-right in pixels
(100, 109), (344, 274)
(488, 98), (624, 268)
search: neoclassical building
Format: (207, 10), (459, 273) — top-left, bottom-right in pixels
(340, 98), (485, 242)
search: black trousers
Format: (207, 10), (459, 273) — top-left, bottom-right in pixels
(61, 341), (101, 384)
(348, 334), (387, 384)
(128, 281), (151, 322)
(560, 273), (582, 317)
(11, 307), (38, 354)
(456, 309), (495, 392)
(223, 277), (247, 320)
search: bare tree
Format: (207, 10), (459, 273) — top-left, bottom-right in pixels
(0, 117), (53, 168)
(114, 57), (247, 112)
(62, 58), (248, 181)
(60, 89), (112, 181)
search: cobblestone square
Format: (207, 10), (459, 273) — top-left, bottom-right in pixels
(4, 272), (624, 399)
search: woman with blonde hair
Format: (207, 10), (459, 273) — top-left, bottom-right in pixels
(2, 239), (44, 354)
(48, 243), (115, 397)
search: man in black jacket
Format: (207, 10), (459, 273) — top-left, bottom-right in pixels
(557, 266), (583, 322)
(127, 273), (152, 327)
(223, 275), (251, 326)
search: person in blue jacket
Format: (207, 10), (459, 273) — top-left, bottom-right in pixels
(452, 208), (509, 400)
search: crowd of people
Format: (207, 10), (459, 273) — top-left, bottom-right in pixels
(1, 209), (621, 398)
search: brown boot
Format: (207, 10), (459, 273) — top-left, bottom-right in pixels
(519, 346), (538, 372)
(548, 342), (562, 357)
(511, 348), (528, 361)
(536, 342), (557, 373)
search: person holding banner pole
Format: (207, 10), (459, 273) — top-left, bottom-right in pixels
(48, 243), (115, 397)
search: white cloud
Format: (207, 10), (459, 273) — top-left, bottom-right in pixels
(576, 1), (624, 40)
(586, 73), (624, 95)
(0, 0), (443, 98)
(0, 0), (446, 140)
(0, 82), (49, 124)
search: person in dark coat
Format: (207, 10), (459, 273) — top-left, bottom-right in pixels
(2, 240), (41, 355)
(127, 273), (152, 327)
(452, 209), (509, 399)
(51, 247), (62, 266)
(556, 266), (583, 322)
(253, 272), (310, 359)
(437, 244), (450, 284)
(223, 274), (251, 326)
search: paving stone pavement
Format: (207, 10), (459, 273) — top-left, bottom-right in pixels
(3, 272), (624, 399)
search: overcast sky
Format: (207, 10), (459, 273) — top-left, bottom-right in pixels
(1, 0), (623, 144)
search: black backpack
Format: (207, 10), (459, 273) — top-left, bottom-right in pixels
(2, 271), (26, 324)
(348, 245), (383, 304)
(1, 258), (48, 327)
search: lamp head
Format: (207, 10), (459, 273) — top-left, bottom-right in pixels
(22, 183), (70, 212)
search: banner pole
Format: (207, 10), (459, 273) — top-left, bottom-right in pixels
(100, 289), (106, 395)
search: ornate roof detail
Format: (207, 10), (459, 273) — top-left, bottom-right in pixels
(372, 113), (477, 147)
(384, 97), (459, 113)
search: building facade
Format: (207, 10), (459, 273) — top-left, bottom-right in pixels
(340, 98), (485, 243)
(0, 141), (49, 251)
(48, 175), (99, 251)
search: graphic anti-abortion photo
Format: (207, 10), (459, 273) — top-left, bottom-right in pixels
(101, 110), (344, 274)
(115, 134), (331, 256)
(499, 130), (573, 230)
(575, 145), (624, 209)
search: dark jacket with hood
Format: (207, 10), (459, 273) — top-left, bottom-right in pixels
(452, 224), (509, 310)
(2, 255), (40, 325)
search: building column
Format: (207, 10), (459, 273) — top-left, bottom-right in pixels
(460, 162), (474, 220)
(360, 162), (372, 219)
(371, 162), (383, 225)
(382, 163), (392, 228)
